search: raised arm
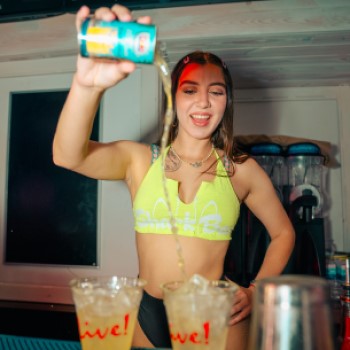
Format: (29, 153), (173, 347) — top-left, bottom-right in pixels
(52, 5), (152, 180)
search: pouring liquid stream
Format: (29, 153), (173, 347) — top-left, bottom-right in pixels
(154, 47), (187, 281)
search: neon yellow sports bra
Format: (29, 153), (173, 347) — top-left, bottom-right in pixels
(133, 145), (240, 241)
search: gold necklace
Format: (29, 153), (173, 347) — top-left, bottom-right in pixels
(170, 144), (214, 168)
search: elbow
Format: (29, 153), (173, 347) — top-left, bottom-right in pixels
(52, 137), (81, 170)
(52, 152), (65, 168)
(52, 138), (66, 168)
(52, 144), (77, 171)
(285, 226), (296, 258)
(52, 150), (69, 169)
(52, 153), (82, 172)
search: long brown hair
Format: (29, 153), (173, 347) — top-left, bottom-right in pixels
(163, 51), (247, 164)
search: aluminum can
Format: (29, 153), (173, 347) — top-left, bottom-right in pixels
(78, 18), (157, 64)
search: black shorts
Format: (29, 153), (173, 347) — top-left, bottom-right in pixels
(137, 275), (227, 347)
(137, 290), (172, 348)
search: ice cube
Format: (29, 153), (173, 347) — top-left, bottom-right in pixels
(181, 274), (210, 294)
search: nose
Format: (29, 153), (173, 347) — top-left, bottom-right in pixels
(196, 91), (211, 108)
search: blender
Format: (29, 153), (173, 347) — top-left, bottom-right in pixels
(286, 142), (326, 277)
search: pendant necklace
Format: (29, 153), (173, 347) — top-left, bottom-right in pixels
(170, 144), (214, 168)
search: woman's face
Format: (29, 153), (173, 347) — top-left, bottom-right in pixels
(175, 63), (227, 141)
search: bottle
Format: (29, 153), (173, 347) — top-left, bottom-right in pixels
(327, 254), (342, 340)
(78, 18), (157, 64)
(341, 258), (350, 349)
(341, 286), (350, 350)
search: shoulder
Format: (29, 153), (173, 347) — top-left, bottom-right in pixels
(112, 140), (151, 159)
(107, 140), (151, 171)
(235, 156), (261, 172)
(120, 141), (153, 166)
(234, 157), (271, 185)
(231, 157), (272, 201)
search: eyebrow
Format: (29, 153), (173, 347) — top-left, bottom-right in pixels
(179, 80), (226, 88)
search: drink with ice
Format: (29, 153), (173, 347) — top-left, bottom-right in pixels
(70, 276), (146, 350)
(162, 274), (237, 350)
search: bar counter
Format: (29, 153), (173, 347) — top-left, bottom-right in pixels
(0, 334), (171, 350)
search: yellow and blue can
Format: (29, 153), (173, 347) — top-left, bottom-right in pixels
(78, 18), (157, 64)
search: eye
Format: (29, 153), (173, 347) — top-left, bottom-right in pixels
(209, 90), (225, 96)
(183, 88), (196, 95)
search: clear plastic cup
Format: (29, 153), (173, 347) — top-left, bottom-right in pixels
(70, 276), (146, 350)
(161, 276), (237, 350)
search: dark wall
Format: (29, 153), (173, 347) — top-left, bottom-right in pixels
(0, 303), (79, 341)
(6, 90), (99, 266)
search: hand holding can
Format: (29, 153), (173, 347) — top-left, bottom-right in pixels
(73, 5), (154, 90)
(78, 18), (157, 64)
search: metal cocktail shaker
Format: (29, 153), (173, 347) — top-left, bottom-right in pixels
(248, 275), (335, 350)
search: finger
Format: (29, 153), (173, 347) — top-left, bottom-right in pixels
(75, 5), (90, 32)
(232, 293), (246, 307)
(137, 15), (152, 25)
(229, 311), (242, 325)
(94, 7), (117, 21)
(111, 4), (132, 21)
(89, 58), (136, 74)
(229, 308), (249, 326)
(231, 304), (244, 317)
(118, 60), (137, 74)
(229, 314), (242, 326)
(233, 298), (242, 306)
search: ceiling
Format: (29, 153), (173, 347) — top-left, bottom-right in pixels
(0, 0), (349, 89)
(0, 0), (264, 22)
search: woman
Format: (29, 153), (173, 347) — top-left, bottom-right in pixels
(53, 4), (295, 349)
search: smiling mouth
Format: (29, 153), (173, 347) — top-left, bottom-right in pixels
(190, 114), (210, 126)
(190, 114), (210, 120)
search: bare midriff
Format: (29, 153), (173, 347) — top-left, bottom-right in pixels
(136, 233), (230, 298)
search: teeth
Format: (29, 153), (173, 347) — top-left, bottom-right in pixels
(191, 115), (209, 119)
